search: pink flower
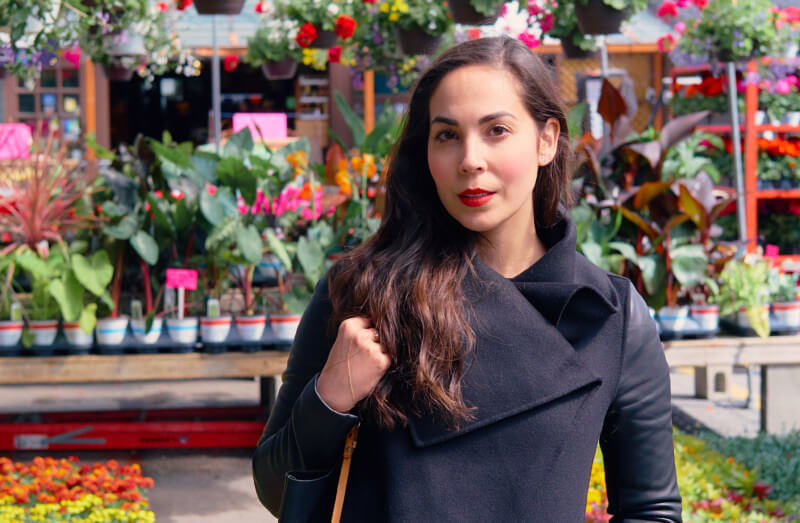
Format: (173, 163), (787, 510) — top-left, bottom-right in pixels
(774, 79), (793, 94)
(786, 75), (799, 86)
(690, 0), (707, 8)
(657, 1), (679, 19)
(154, 190), (164, 198)
(674, 21), (686, 34)
(206, 184), (217, 196)
(675, 0), (689, 6)
(540, 13), (554, 33)
(326, 205), (336, 217)
(170, 189), (184, 201)
(466, 28), (482, 40)
(657, 34), (676, 53)
(237, 203), (248, 214)
(300, 208), (314, 221)
(517, 32), (540, 49)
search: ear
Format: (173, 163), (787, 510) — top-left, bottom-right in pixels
(538, 118), (560, 166)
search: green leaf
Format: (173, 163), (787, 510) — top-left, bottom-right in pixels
(130, 231), (159, 266)
(223, 128), (255, 158)
(72, 251), (114, 297)
(608, 241), (638, 263)
(101, 201), (124, 218)
(15, 251), (54, 279)
(217, 157), (257, 205)
(78, 303), (97, 334)
(297, 236), (325, 287)
(49, 270), (84, 323)
(200, 190), (224, 226)
(567, 101), (587, 141)
(150, 140), (194, 169)
(205, 215), (238, 253)
(68, 240), (88, 254)
(580, 242), (607, 271)
(147, 193), (175, 236)
(236, 224), (263, 266)
(265, 228), (292, 272)
(637, 253), (667, 298)
(333, 91), (365, 149)
(190, 152), (220, 184)
(104, 215), (139, 240)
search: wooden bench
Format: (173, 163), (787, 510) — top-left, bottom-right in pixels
(663, 335), (800, 434)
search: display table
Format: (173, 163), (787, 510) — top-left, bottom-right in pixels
(663, 335), (800, 434)
(0, 351), (290, 450)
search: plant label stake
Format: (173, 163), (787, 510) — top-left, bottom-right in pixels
(10, 302), (21, 321)
(166, 269), (198, 320)
(207, 298), (220, 318)
(131, 299), (143, 320)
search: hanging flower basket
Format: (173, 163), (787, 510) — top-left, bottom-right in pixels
(449, 0), (503, 25)
(103, 63), (135, 82)
(573, 0), (629, 35)
(313, 29), (338, 49)
(194, 0), (246, 15)
(261, 58), (299, 80)
(397, 27), (442, 56)
(560, 39), (599, 59)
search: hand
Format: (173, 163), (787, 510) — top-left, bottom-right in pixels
(317, 316), (390, 413)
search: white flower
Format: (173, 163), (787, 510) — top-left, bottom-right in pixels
(327, 3), (340, 15)
(428, 20), (437, 31)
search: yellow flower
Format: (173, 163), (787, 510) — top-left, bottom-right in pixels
(350, 156), (363, 172)
(388, 12), (399, 21)
(379, 2), (390, 12)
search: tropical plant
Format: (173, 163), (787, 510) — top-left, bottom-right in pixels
(389, 0), (451, 36)
(0, 256), (20, 321)
(767, 268), (799, 303)
(660, 131), (725, 182)
(715, 254), (772, 337)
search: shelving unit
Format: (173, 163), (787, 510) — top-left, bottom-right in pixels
(670, 60), (800, 262)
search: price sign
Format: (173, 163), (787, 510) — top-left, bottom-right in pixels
(166, 269), (198, 290)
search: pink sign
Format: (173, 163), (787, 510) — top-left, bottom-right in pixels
(0, 123), (32, 160)
(166, 268), (198, 290)
(765, 244), (780, 259)
(232, 113), (287, 142)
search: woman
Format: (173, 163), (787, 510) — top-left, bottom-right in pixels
(253, 36), (682, 521)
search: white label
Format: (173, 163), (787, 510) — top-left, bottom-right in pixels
(15, 434), (48, 450)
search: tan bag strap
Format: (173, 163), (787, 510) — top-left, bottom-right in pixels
(331, 423), (359, 523)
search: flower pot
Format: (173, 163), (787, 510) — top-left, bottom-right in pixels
(397, 26), (442, 56)
(313, 30), (338, 49)
(270, 313), (301, 340)
(166, 317), (199, 345)
(0, 320), (24, 347)
(200, 316), (233, 343)
(63, 322), (94, 347)
(194, 0), (246, 14)
(783, 111), (800, 126)
(103, 63), (134, 82)
(261, 58), (298, 81)
(573, 0), (630, 35)
(657, 305), (689, 332)
(130, 318), (163, 344)
(560, 39), (599, 59)
(772, 300), (800, 328)
(109, 34), (146, 56)
(448, 0), (502, 25)
(95, 317), (129, 346)
(690, 303), (719, 331)
(236, 315), (267, 342)
(28, 320), (58, 346)
(737, 306), (770, 329)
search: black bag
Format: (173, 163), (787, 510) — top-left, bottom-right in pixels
(278, 468), (337, 523)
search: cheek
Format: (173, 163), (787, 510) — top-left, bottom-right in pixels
(495, 154), (538, 191)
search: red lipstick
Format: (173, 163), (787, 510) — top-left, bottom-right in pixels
(458, 188), (495, 207)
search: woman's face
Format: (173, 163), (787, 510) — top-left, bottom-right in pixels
(426, 64), (558, 245)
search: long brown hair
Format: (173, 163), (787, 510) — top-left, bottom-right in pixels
(329, 36), (573, 429)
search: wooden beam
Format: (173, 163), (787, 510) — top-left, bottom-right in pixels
(83, 60), (97, 158)
(363, 69), (374, 133)
(653, 52), (663, 130)
(0, 352), (289, 385)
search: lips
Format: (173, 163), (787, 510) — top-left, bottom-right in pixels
(458, 188), (495, 207)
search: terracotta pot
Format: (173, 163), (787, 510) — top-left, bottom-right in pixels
(397, 27), (442, 55)
(560, 38), (599, 59)
(573, 0), (629, 35)
(448, 0), (502, 25)
(194, 0), (246, 14)
(261, 58), (298, 80)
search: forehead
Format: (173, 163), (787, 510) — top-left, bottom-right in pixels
(429, 64), (527, 120)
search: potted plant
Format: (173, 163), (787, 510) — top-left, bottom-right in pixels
(573, 0), (647, 35)
(448, 0), (504, 25)
(286, 0), (358, 49)
(768, 267), (800, 328)
(666, 0), (792, 65)
(391, 0), (451, 56)
(689, 277), (722, 331)
(245, 19), (301, 80)
(194, 0), (247, 15)
(543, 0), (598, 58)
(0, 256), (23, 351)
(715, 255), (772, 338)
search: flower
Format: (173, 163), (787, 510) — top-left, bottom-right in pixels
(296, 23), (318, 48)
(466, 28), (482, 40)
(175, 0), (193, 10)
(328, 46), (342, 63)
(334, 15), (357, 39)
(657, 1), (679, 19)
(255, 1), (267, 12)
(658, 34), (676, 53)
(517, 32), (540, 49)
(223, 55), (239, 72)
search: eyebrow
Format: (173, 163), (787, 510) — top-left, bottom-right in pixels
(430, 111), (516, 126)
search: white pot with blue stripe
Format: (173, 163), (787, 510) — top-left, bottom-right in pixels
(95, 316), (129, 346)
(166, 317), (199, 345)
(657, 305), (689, 332)
(130, 317), (163, 344)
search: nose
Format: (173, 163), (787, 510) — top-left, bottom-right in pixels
(458, 135), (487, 174)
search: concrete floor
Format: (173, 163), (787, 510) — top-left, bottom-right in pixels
(0, 366), (765, 521)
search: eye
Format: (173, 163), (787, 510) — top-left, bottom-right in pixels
(433, 129), (457, 142)
(488, 125), (510, 137)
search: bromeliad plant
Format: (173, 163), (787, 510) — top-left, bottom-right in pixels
(715, 253), (772, 337)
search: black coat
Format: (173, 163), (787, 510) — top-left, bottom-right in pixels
(253, 214), (682, 522)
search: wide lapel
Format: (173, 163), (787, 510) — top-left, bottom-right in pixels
(408, 212), (620, 447)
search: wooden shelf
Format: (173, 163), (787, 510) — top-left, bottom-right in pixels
(756, 189), (800, 199)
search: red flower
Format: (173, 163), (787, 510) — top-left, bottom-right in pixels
(328, 46), (342, 64)
(466, 28), (482, 40)
(223, 55), (239, 72)
(657, 1), (679, 19)
(539, 13), (554, 33)
(752, 482), (772, 500)
(335, 15), (357, 39)
(157, 1), (169, 11)
(657, 34), (676, 53)
(690, 0), (707, 8)
(255, 1), (266, 12)
(175, 0), (192, 10)
(296, 23), (318, 48)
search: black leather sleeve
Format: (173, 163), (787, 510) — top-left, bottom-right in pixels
(251, 275), (358, 516)
(600, 281), (683, 522)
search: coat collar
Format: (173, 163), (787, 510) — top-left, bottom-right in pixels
(408, 210), (620, 447)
